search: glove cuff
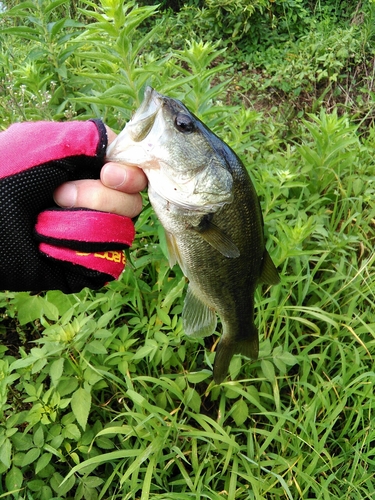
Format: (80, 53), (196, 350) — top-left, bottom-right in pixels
(35, 208), (135, 251)
(39, 243), (126, 280)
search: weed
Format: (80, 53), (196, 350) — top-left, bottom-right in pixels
(1, 1), (375, 499)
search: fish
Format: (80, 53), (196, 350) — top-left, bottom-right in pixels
(106, 86), (280, 384)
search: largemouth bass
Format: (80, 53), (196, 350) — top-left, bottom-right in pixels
(107, 87), (279, 384)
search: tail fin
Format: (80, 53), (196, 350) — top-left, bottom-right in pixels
(213, 328), (259, 384)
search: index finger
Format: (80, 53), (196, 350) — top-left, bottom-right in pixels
(101, 162), (148, 193)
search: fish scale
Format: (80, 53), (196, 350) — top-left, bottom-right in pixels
(107, 86), (280, 384)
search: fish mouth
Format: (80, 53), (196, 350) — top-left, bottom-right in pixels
(105, 86), (163, 163)
(128, 86), (162, 142)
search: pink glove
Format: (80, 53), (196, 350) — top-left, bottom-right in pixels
(0, 120), (135, 293)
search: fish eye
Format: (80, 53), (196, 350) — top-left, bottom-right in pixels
(175, 113), (195, 133)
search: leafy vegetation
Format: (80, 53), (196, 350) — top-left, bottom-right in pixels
(1, 0), (375, 498)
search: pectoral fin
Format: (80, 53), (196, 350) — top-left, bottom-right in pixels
(192, 218), (240, 258)
(259, 250), (280, 285)
(182, 285), (217, 338)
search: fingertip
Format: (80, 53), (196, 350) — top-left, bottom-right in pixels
(53, 182), (77, 208)
(101, 163), (127, 189)
(102, 163), (148, 193)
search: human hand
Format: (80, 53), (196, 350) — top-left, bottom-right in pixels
(54, 126), (147, 218)
(0, 120), (144, 293)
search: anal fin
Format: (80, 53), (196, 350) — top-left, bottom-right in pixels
(182, 285), (217, 338)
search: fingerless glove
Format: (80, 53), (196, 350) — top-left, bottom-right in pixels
(0, 120), (134, 293)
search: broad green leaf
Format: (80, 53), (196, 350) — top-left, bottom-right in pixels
(63, 423), (81, 441)
(49, 358), (65, 387)
(35, 452), (52, 475)
(45, 290), (74, 316)
(95, 436), (115, 450)
(261, 359), (276, 384)
(161, 276), (186, 311)
(11, 433), (33, 452)
(33, 426), (44, 448)
(27, 479), (46, 492)
(62, 411), (77, 426)
(50, 471), (75, 496)
(40, 485), (53, 500)
(229, 356), (242, 380)
(272, 357), (287, 374)
(0, 438), (12, 468)
(71, 388), (91, 431)
(5, 466), (23, 493)
(83, 365), (103, 386)
(232, 399), (249, 427)
(186, 370), (212, 384)
(85, 340), (108, 355)
(184, 387), (201, 413)
(14, 294), (59, 325)
(31, 357), (48, 374)
(133, 343), (157, 360)
(157, 307), (171, 325)
(14, 294), (43, 325)
(277, 351), (298, 366)
(57, 378), (79, 397)
(97, 309), (119, 328)
(21, 447), (40, 467)
(155, 391), (167, 409)
(83, 476), (104, 488)
(41, 299), (59, 322)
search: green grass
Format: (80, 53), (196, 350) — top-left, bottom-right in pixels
(1, 1), (375, 499)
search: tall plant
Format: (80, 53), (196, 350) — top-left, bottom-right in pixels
(0, 0), (164, 124)
(0, 0), (87, 121)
